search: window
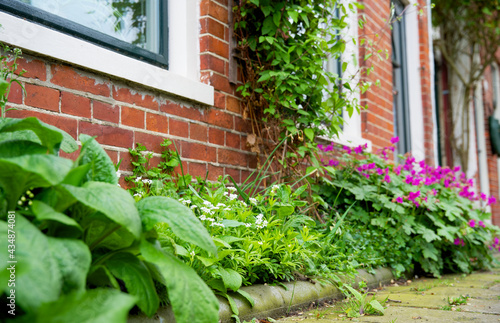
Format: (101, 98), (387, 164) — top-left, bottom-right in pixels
(0, 0), (213, 105)
(320, 1), (372, 151)
(391, 0), (411, 155)
(0, 0), (168, 68)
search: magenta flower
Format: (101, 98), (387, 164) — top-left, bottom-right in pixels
(317, 144), (324, 151)
(396, 196), (403, 203)
(480, 193), (487, 201)
(453, 166), (461, 172)
(390, 136), (399, 144)
(495, 237), (499, 245)
(478, 221), (486, 228)
(431, 188), (437, 196)
(394, 165), (402, 175)
(488, 195), (497, 206)
(384, 174), (391, 183)
(408, 191), (421, 202)
(377, 168), (384, 175)
(343, 146), (352, 154)
(469, 219), (476, 228)
(354, 145), (364, 154)
(325, 143), (334, 152)
(454, 238), (461, 245)
(328, 159), (340, 167)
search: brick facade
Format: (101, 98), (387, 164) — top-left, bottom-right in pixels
(3, 0), (436, 188)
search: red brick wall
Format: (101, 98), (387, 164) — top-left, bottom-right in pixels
(5, 0), (255, 185)
(4, 0), (437, 188)
(358, 0), (395, 152)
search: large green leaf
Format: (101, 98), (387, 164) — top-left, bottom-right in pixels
(218, 267), (242, 292)
(62, 182), (141, 239)
(31, 200), (82, 232)
(0, 155), (73, 209)
(0, 140), (47, 158)
(140, 240), (219, 323)
(0, 117), (77, 153)
(78, 134), (118, 185)
(136, 197), (217, 255)
(105, 252), (159, 317)
(47, 237), (91, 294)
(2, 215), (62, 312)
(35, 288), (136, 323)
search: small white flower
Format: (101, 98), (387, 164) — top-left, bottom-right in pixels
(224, 208), (231, 211)
(199, 214), (206, 220)
(249, 197), (258, 205)
(258, 241), (263, 245)
(190, 205), (198, 209)
(217, 203), (225, 207)
(203, 200), (213, 206)
(190, 251), (195, 257)
(229, 194), (238, 200)
(227, 187), (237, 192)
(223, 192), (229, 197)
(142, 179), (153, 185)
(133, 192), (143, 197)
(135, 176), (142, 182)
(245, 223), (251, 228)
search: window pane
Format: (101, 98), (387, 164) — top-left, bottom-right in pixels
(17, 0), (160, 54)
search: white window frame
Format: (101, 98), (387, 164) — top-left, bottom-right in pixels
(0, 0), (214, 106)
(320, 1), (372, 151)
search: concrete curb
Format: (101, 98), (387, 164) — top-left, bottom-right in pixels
(128, 267), (397, 323)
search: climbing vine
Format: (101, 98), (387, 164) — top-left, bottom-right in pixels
(233, 0), (365, 181)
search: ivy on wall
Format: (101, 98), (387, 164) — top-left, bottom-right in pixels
(233, 0), (365, 181)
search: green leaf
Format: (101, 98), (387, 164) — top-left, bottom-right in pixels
(0, 155), (73, 209)
(36, 288), (136, 323)
(304, 128), (314, 141)
(218, 267), (242, 292)
(47, 237), (91, 294)
(62, 182), (141, 239)
(236, 289), (255, 307)
(277, 205), (295, 217)
(136, 196), (217, 255)
(105, 252), (159, 317)
(140, 240), (219, 323)
(0, 117), (77, 153)
(422, 243), (439, 261)
(221, 219), (247, 227)
(1, 215), (62, 312)
(78, 134), (118, 185)
(345, 285), (364, 302)
(416, 225), (440, 243)
(226, 294), (239, 315)
(262, 16), (275, 35)
(288, 10), (298, 23)
(369, 299), (385, 314)
(31, 200), (82, 232)
(0, 140), (47, 158)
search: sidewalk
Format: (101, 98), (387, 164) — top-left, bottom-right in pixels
(276, 266), (500, 322)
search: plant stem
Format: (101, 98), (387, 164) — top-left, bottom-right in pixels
(89, 224), (121, 251)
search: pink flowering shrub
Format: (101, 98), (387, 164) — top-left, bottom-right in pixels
(317, 138), (500, 277)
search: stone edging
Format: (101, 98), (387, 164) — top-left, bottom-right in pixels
(129, 267), (397, 323)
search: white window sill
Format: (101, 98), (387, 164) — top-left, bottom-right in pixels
(0, 11), (214, 106)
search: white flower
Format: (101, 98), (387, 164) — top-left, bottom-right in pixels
(142, 179), (153, 185)
(135, 176), (142, 182)
(201, 207), (214, 215)
(199, 214), (206, 220)
(203, 200), (213, 206)
(223, 192), (229, 197)
(227, 187), (237, 192)
(133, 192), (143, 197)
(190, 205), (198, 209)
(224, 208), (231, 211)
(258, 241), (263, 245)
(245, 223), (251, 228)
(229, 194), (238, 200)
(190, 251), (195, 257)
(217, 203), (225, 207)
(116, 171), (121, 178)
(249, 197), (258, 205)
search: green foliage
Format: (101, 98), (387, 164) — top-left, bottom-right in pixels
(233, 0), (365, 181)
(318, 141), (500, 278)
(0, 118), (218, 323)
(0, 44), (24, 118)
(341, 285), (386, 317)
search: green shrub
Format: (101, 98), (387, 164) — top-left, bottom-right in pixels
(317, 138), (500, 277)
(0, 108), (218, 322)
